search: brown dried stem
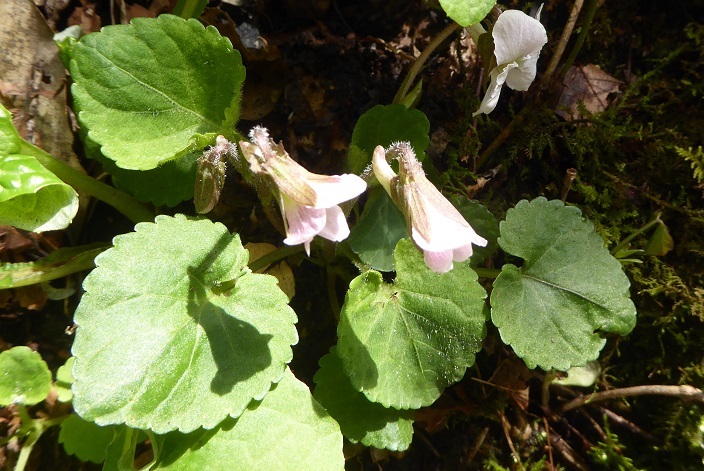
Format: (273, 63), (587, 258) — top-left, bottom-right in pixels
(561, 384), (704, 412)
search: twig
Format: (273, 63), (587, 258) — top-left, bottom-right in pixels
(561, 385), (704, 412)
(549, 433), (589, 471)
(561, 168), (577, 202)
(593, 405), (659, 443)
(559, 0), (600, 77)
(543, 0), (585, 83)
(466, 426), (490, 466)
(416, 429), (441, 458)
(476, 103), (531, 169)
(602, 171), (704, 219)
(499, 411), (523, 470)
(542, 417), (555, 469)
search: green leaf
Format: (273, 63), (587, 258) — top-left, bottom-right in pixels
(337, 239), (487, 409)
(348, 189), (408, 272)
(71, 214), (298, 433)
(70, 14), (245, 170)
(439, 0), (496, 27)
(491, 198), (637, 371)
(103, 427), (142, 471)
(100, 148), (198, 207)
(0, 154), (79, 232)
(0, 103), (21, 155)
(0, 243), (107, 289)
(348, 104), (430, 175)
(55, 357), (75, 403)
(451, 196), (500, 265)
(59, 414), (119, 464)
(313, 348), (414, 451)
(0, 346), (52, 406)
(645, 220), (674, 256)
(53, 25), (82, 70)
(155, 368), (344, 470)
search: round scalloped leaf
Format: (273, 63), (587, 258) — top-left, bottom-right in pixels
(71, 214), (298, 433)
(0, 154), (79, 232)
(348, 189), (408, 272)
(0, 346), (52, 406)
(59, 414), (119, 464)
(55, 357), (75, 403)
(156, 368), (343, 470)
(348, 104), (430, 175)
(439, 0), (496, 27)
(491, 198), (637, 371)
(313, 348), (414, 451)
(337, 239), (487, 409)
(70, 14), (245, 170)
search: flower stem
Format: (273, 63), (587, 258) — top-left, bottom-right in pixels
(473, 267), (500, 278)
(248, 245), (303, 273)
(542, 0), (585, 83)
(393, 21), (461, 105)
(609, 214), (661, 256)
(19, 140), (154, 224)
(559, 0), (600, 77)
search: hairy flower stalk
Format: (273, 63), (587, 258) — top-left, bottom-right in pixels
(372, 143), (487, 273)
(240, 126), (366, 255)
(474, 8), (548, 116)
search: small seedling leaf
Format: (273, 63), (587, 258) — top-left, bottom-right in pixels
(0, 346), (52, 406)
(439, 0), (496, 27)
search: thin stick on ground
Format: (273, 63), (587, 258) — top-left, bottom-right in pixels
(561, 385), (704, 412)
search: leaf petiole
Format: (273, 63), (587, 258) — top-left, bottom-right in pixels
(18, 140), (154, 224)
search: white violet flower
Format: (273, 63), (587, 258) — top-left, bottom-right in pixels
(372, 143), (487, 273)
(473, 8), (548, 116)
(239, 126), (367, 255)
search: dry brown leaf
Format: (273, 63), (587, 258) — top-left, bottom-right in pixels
(556, 64), (623, 120)
(244, 242), (296, 300)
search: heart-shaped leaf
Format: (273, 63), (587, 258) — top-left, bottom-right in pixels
(59, 414), (120, 464)
(71, 214), (298, 433)
(313, 348), (414, 451)
(491, 198), (637, 371)
(439, 0), (496, 27)
(348, 189), (408, 272)
(348, 104), (430, 175)
(155, 368), (343, 470)
(70, 14), (245, 170)
(337, 239), (487, 409)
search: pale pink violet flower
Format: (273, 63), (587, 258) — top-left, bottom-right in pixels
(473, 8), (547, 116)
(239, 127), (366, 254)
(372, 143), (487, 273)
